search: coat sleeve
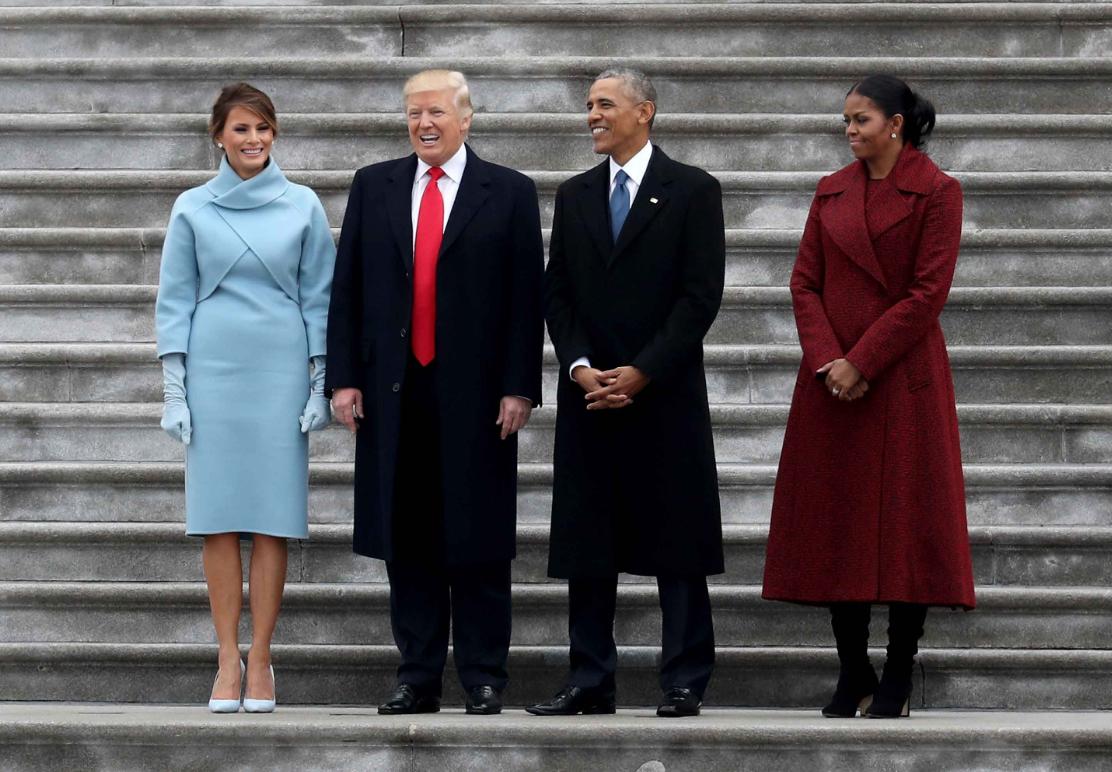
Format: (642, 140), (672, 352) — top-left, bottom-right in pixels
(155, 194), (199, 358)
(543, 185), (593, 375)
(501, 176), (545, 406)
(789, 190), (846, 375)
(630, 173), (725, 381)
(299, 193), (336, 359)
(845, 176), (963, 382)
(324, 169), (364, 395)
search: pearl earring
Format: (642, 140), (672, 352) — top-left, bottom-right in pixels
(890, 133), (897, 139)
(217, 142), (223, 149)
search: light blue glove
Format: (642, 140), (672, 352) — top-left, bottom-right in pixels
(300, 355), (331, 433)
(160, 352), (192, 445)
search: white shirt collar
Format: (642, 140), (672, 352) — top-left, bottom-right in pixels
(609, 141), (653, 187)
(415, 142), (468, 183)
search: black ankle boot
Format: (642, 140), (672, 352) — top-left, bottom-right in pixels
(865, 603), (927, 719)
(822, 663), (879, 718)
(823, 603), (875, 718)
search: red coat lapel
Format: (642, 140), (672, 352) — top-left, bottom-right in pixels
(817, 160), (888, 290)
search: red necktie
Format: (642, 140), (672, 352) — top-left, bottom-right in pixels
(412, 166), (445, 365)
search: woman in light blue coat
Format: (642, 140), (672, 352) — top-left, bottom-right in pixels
(155, 83), (335, 713)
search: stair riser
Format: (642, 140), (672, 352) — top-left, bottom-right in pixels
(7, 476), (1111, 527)
(1, 359), (1109, 406)
(5, 738), (1111, 772)
(0, 538), (1106, 588)
(4, 243), (1110, 288)
(3, 184), (1105, 229)
(5, 418), (1112, 465)
(1, 18), (1107, 60)
(3, 129), (1109, 174)
(3, 72), (1109, 116)
(1, 301), (1107, 346)
(0, 653), (1108, 709)
(2, 596), (1106, 649)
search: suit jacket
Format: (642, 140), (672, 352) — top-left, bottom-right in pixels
(763, 145), (976, 608)
(325, 145), (544, 563)
(543, 145), (725, 578)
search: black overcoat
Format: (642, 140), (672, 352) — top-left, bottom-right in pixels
(325, 146), (544, 564)
(544, 146), (725, 578)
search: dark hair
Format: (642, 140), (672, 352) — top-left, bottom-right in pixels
(208, 82), (279, 143)
(846, 75), (935, 150)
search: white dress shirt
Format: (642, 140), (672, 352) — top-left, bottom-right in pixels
(570, 142), (654, 377)
(412, 142), (468, 248)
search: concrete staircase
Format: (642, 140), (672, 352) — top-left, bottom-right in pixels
(2, 2), (1112, 769)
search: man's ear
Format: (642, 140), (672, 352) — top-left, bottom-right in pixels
(639, 101), (656, 127)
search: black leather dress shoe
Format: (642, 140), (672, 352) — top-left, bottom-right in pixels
(525, 685), (616, 716)
(656, 687), (701, 717)
(378, 684), (440, 715)
(465, 685), (503, 715)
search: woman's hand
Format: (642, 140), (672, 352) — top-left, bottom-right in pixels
(817, 359), (869, 402)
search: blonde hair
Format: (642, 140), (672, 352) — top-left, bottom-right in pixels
(403, 69), (473, 117)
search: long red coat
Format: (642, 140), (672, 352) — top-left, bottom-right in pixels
(762, 146), (976, 609)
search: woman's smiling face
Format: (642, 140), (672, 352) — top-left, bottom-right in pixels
(217, 105), (274, 180)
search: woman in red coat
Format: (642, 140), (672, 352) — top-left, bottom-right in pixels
(762, 75), (976, 718)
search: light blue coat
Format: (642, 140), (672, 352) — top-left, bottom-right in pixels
(155, 158), (335, 537)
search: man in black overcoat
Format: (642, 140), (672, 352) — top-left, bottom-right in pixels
(527, 68), (725, 718)
(325, 69), (544, 715)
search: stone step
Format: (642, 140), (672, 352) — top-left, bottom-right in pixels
(3, 227), (1110, 288)
(1, 581), (1108, 650)
(1, 520), (1107, 586)
(5, 401), (1112, 466)
(2, 5), (1110, 60)
(0, 641), (1109, 709)
(2, 57), (1110, 115)
(1, 342), (1110, 406)
(3, 169), (1110, 229)
(2, 284), (1108, 346)
(6, 112), (1112, 173)
(0, 461), (1110, 528)
(4, 705), (1112, 772)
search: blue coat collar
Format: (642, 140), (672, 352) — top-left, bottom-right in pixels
(205, 156), (289, 210)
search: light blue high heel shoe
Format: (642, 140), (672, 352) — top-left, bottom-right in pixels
(208, 659), (245, 713)
(243, 665), (276, 713)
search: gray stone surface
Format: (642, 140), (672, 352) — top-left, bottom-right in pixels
(3, 704), (1111, 772)
(1, 642), (1111, 709)
(8, 113), (1112, 172)
(4, 169), (1112, 229)
(6, 227), (1112, 288)
(3, 460), (1112, 525)
(2, 56), (1111, 114)
(8, 401), (1112, 464)
(1, 581), (1110, 650)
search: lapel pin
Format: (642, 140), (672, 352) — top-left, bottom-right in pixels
(650, 197), (659, 204)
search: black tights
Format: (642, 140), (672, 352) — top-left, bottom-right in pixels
(829, 603), (928, 672)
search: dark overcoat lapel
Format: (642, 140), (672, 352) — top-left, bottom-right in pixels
(384, 154), (417, 272)
(611, 154), (670, 264)
(576, 160), (611, 263)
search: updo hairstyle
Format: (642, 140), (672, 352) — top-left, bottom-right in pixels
(846, 75), (936, 150)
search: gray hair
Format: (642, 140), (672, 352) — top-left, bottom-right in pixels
(593, 67), (657, 128)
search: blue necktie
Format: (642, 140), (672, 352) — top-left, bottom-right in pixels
(610, 169), (630, 243)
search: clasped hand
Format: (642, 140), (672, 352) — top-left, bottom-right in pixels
(818, 358), (869, 402)
(574, 365), (649, 410)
